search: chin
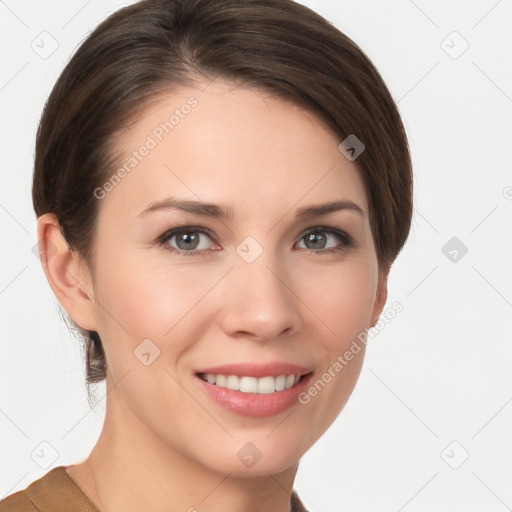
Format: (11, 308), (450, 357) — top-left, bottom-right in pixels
(190, 433), (309, 477)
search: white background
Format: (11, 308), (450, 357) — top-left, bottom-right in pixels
(1, 1), (511, 511)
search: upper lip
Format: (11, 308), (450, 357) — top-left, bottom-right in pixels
(195, 362), (313, 378)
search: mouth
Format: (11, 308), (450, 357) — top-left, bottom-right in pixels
(193, 362), (314, 417)
(196, 372), (312, 394)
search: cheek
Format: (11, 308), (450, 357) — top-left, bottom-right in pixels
(300, 258), (378, 345)
(93, 254), (225, 363)
(294, 260), (377, 437)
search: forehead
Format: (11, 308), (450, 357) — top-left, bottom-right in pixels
(100, 81), (369, 223)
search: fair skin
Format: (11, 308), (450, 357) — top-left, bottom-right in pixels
(38, 80), (388, 512)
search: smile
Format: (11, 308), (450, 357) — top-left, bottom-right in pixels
(197, 373), (304, 394)
(194, 362), (314, 418)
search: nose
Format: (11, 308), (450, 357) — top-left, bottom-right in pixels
(218, 247), (303, 342)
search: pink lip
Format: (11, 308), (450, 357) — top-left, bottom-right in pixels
(195, 371), (314, 418)
(194, 362), (312, 378)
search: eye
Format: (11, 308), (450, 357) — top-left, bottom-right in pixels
(157, 227), (217, 256)
(296, 227), (354, 254)
(155, 225), (354, 257)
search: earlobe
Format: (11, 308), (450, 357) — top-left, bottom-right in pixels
(36, 213), (98, 332)
(370, 267), (389, 328)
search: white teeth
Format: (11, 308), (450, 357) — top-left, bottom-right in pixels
(200, 373), (303, 394)
(225, 375), (240, 391)
(257, 376), (276, 394)
(285, 375), (296, 389)
(240, 376), (258, 393)
(275, 375), (286, 391)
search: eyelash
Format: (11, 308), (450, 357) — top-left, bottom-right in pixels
(155, 225), (354, 257)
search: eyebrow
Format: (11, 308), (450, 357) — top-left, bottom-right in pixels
(138, 197), (364, 219)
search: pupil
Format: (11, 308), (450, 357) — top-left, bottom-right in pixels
(177, 232), (198, 250)
(307, 232), (325, 249)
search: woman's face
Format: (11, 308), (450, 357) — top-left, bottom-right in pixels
(84, 80), (387, 476)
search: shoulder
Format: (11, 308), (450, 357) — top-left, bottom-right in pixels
(0, 466), (98, 512)
(291, 489), (310, 512)
(0, 491), (38, 512)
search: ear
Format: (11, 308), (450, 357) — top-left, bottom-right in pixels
(36, 213), (98, 332)
(369, 266), (389, 327)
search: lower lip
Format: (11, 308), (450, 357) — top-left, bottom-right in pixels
(195, 373), (313, 418)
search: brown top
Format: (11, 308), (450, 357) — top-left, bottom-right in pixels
(0, 466), (309, 511)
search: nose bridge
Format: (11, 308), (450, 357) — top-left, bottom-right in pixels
(219, 236), (301, 339)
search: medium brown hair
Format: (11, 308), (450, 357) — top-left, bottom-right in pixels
(32, 0), (413, 401)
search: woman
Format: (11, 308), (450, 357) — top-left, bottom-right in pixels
(0, 0), (412, 510)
